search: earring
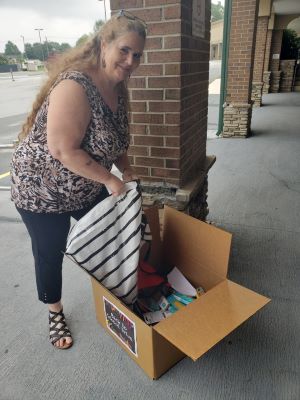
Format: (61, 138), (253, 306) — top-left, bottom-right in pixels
(101, 56), (106, 68)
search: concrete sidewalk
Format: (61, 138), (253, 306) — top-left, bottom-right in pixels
(0, 93), (299, 399)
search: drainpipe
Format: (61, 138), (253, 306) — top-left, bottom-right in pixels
(217, 0), (232, 136)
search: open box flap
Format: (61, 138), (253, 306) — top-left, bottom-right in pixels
(153, 280), (270, 361)
(162, 206), (232, 286)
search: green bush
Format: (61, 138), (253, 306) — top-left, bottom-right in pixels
(281, 29), (300, 60)
(0, 55), (9, 64)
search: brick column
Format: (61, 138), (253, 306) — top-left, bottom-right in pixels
(269, 29), (283, 93)
(251, 16), (269, 107)
(110, 0), (214, 220)
(279, 60), (296, 92)
(262, 29), (272, 93)
(222, 0), (259, 138)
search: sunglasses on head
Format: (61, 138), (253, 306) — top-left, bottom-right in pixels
(116, 9), (147, 29)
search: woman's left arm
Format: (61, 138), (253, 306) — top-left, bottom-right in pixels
(115, 152), (139, 182)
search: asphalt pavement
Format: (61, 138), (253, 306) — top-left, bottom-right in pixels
(0, 71), (46, 189)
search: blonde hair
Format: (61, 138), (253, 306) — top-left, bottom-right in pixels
(19, 14), (146, 141)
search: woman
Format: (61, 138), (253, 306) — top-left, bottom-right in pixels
(10, 11), (146, 350)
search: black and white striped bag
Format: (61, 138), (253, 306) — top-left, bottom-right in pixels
(65, 181), (142, 305)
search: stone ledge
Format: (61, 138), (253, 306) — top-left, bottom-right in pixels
(222, 102), (252, 138)
(175, 155), (216, 203)
(224, 102), (252, 109)
(222, 133), (248, 138)
(141, 155), (216, 217)
(251, 82), (263, 107)
(271, 70), (282, 77)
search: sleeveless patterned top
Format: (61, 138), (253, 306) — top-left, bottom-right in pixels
(10, 71), (129, 213)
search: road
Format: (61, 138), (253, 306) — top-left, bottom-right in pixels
(0, 113), (27, 188)
(0, 71), (46, 119)
(0, 72), (45, 189)
(209, 60), (221, 83)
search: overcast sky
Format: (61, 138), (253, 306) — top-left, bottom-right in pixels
(0, 0), (108, 52)
(0, 0), (225, 53)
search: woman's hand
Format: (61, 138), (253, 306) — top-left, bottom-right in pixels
(122, 167), (139, 183)
(114, 153), (138, 183)
(105, 174), (126, 196)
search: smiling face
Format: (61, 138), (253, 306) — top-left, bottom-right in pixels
(101, 31), (145, 84)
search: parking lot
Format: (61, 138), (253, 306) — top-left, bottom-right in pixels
(0, 71), (46, 189)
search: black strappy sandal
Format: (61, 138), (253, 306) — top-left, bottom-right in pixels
(49, 309), (73, 350)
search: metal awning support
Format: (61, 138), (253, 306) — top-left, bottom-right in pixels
(217, 0), (232, 136)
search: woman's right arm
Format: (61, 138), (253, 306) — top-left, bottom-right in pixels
(47, 79), (125, 196)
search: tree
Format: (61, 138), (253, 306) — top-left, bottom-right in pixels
(0, 55), (9, 64)
(24, 43), (34, 59)
(76, 34), (90, 47)
(24, 41), (72, 60)
(59, 42), (71, 52)
(31, 43), (44, 60)
(211, 1), (224, 22)
(75, 19), (105, 47)
(281, 29), (300, 60)
(93, 19), (105, 32)
(46, 41), (61, 53)
(4, 41), (21, 56)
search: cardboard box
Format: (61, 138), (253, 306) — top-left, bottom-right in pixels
(91, 206), (270, 379)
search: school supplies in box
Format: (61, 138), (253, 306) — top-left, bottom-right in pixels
(172, 291), (195, 305)
(158, 296), (170, 311)
(136, 263), (205, 324)
(196, 286), (206, 297)
(143, 310), (169, 324)
(167, 266), (198, 297)
(142, 289), (197, 324)
(137, 260), (166, 291)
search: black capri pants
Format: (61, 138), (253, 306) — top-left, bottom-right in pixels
(16, 190), (109, 304)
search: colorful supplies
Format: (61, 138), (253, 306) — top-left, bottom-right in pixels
(136, 262), (205, 325)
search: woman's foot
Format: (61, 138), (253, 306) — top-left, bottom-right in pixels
(48, 302), (73, 349)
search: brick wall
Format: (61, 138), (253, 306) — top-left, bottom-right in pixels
(269, 29), (283, 92)
(279, 60), (296, 92)
(253, 16), (268, 82)
(251, 15), (269, 106)
(226, 0), (259, 104)
(264, 29), (272, 71)
(223, 0), (259, 137)
(270, 29), (283, 72)
(180, 1), (210, 185)
(110, 0), (210, 188)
